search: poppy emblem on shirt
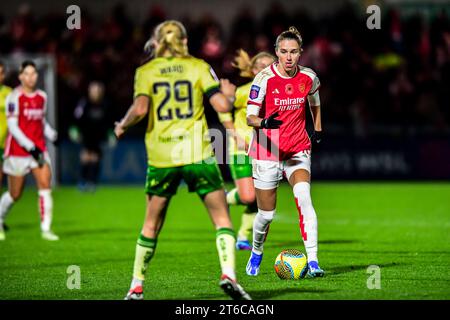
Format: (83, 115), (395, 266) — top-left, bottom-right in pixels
(299, 83), (306, 93)
(250, 85), (260, 99)
(285, 84), (294, 95)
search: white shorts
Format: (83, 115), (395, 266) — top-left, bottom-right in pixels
(3, 153), (52, 177)
(252, 150), (311, 190)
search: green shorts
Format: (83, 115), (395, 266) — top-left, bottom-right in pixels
(229, 154), (252, 180)
(145, 157), (224, 198)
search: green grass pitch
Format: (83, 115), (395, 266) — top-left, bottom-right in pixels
(0, 182), (449, 300)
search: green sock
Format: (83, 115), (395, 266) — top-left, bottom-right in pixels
(238, 212), (256, 241)
(226, 188), (242, 205)
(244, 201), (258, 214)
(132, 234), (157, 281)
(216, 228), (237, 280)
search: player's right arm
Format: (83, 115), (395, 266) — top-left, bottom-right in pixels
(5, 91), (35, 152)
(114, 96), (150, 139)
(114, 67), (151, 139)
(246, 72), (282, 129)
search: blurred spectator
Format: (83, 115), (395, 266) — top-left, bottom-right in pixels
(69, 81), (115, 191)
(197, 14), (226, 73)
(261, 1), (289, 42)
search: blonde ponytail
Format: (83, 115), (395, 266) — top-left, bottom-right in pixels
(232, 49), (275, 78)
(232, 49), (253, 78)
(148, 20), (189, 58)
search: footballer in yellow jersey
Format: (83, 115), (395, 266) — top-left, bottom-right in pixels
(218, 82), (253, 157)
(0, 63), (12, 156)
(114, 20), (251, 301)
(218, 50), (275, 250)
(0, 84), (12, 153)
(0, 61), (12, 206)
(134, 56), (220, 168)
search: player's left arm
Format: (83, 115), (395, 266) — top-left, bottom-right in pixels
(308, 75), (322, 144)
(309, 102), (321, 132)
(41, 92), (58, 143)
(43, 121), (58, 143)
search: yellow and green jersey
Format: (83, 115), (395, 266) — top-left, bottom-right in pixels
(0, 85), (12, 149)
(134, 56), (220, 168)
(218, 82), (254, 155)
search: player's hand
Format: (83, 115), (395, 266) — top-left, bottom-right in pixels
(310, 130), (322, 151)
(29, 146), (45, 167)
(260, 112), (283, 129)
(234, 135), (249, 152)
(220, 79), (236, 101)
(114, 121), (126, 139)
(51, 132), (60, 146)
(52, 136), (61, 147)
(46, 127), (58, 143)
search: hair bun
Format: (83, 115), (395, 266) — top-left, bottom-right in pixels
(165, 32), (175, 43)
(289, 26), (300, 35)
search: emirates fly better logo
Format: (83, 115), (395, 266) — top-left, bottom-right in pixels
(24, 108), (44, 120)
(274, 97), (305, 111)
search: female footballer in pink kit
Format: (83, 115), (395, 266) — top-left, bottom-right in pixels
(0, 61), (59, 241)
(245, 27), (324, 277)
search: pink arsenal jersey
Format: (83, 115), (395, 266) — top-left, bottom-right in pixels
(4, 87), (48, 157)
(247, 63), (320, 161)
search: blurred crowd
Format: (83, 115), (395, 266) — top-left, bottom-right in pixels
(0, 2), (449, 139)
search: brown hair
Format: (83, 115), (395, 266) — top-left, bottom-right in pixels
(275, 26), (303, 52)
(19, 60), (37, 73)
(232, 49), (275, 78)
(144, 20), (189, 58)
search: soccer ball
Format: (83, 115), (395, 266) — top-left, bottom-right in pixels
(274, 249), (308, 280)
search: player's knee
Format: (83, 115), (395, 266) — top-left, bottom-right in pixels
(258, 209), (275, 222)
(37, 181), (52, 190)
(238, 190), (256, 205)
(9, 191), (22, 201)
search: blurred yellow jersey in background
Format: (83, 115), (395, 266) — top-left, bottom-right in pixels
(218, 82), (253, 155)
(0, 84), (12, 150)
(134, 56), (220, 168)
